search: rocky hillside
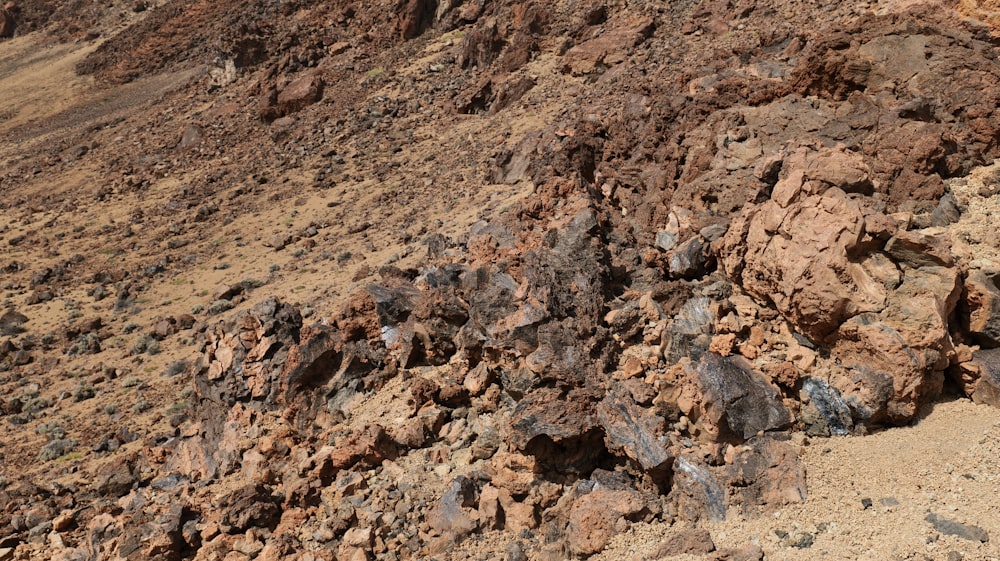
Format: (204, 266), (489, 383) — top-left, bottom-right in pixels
(3, 0), (1000, 560)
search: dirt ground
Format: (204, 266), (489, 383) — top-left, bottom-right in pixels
(595, 397), (1000, 561)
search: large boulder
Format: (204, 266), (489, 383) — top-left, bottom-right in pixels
(718, 168), (889, 342)
(718, 144), (961, 424)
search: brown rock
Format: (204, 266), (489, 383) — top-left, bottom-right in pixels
(885, 229), (954, 268)
(712, 545), (765, 561)
(563, 16), (655, 75)
(567, 488), (645, 556)
(833, 266), (959, 422)
(965, 349), (1000, 407)
(219, 484), (281, 532)
(463, 362), (495, 395)
(478, 484), (502, 530)
(323, 425), (397, 472)
(52, 512), (75, 532)
(397, 0), (435, 39)
(963, 269), (1000, 347)
(177, 124), (203, 149)
(718, 186), (887, 341)
(277, 72), (324, 116)
(489, 452), (541, 495)
(769, 145), (873, 207)
(647, 527), (716, 558)
(427, 476), (478, 538)
(152, 316), (177, 339)
(0, 2), (16, 39)
(725, 437), (807, 517)
(389, 420), (429, 449)
(501, 498), (538, 533)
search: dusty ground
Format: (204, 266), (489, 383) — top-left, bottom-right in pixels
(594, 398), (1000, 561)
(3, 0), (1000, 560)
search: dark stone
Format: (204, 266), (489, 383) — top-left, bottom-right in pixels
(695, 354), (792, 440)
(802, 378), (853, 436)
(596, 388), (672, 481)
(931, 192), (961, 227)
(662, 296), (715, 365)
(964, 270), (1000, 348)
(219, 484), (281, 533)
(0, 310), (27, 336)
(668, 236), (708, 278)
(672, 455), (727, 522)
(427, 476), (478, 537)
(925, 513), (989, 543)
(968, 348), (1000, 407)
(884, 230), (954, 268)
(508, 387), (604, 474)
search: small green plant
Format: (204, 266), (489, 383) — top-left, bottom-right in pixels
(73, 383), (95, 402)
(130, 335), (155, 355)
(207, 300), (234, 315)
(365, 66), (386, 78)
(35, 421), (66, 440)
(164, 359), (189, 377)
(132, 398), (152, 413)
(240, 278), (264, 291)
(166, 400), (189, 414)
(121, 376), (143, 389)
(38, 439), (76, 461)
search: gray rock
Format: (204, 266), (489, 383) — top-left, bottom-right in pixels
(931, 192), (961, 227)
(427, 476), (477, 537)
(672, 455), (726, 522)
(0, 309), (27, 336)
(662, 296), (715, 364)
(802, 378), (853, 436)
(596, 389), (672, 480)
(668, 237), (707, 278)
(505, 542), (527, 561)
(926, 513), (989, 542)
(967, 348), (1000, 407)
(655, 231), (677, 251)
(695, 353), (792, 440)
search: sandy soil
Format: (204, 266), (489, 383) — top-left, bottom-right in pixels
(593, 398), (1000, 561)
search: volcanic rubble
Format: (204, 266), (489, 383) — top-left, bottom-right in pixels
(3, 0), (1000, 560)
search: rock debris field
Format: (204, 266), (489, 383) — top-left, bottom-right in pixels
(2, 0), (1000, 560)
